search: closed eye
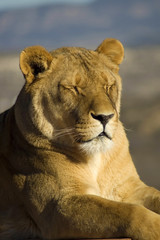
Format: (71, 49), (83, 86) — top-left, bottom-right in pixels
(104, 84), (112, 95)
(73, 86), (79, 94)
(60, 84), (79, 95)
(106, 83), (118, 106)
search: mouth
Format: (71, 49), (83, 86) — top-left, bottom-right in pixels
(98, 131), (112, 140)
(77, 131), (112, 144)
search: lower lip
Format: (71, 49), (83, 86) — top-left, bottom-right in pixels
(77, 133), (112, 144)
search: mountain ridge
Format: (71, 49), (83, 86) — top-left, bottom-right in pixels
(0, 0), (160, 51)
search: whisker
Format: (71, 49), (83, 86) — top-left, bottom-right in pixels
(53, 127), (76, 139)
(54, 128), (74, 133)
(124, 127), (133, 132)
(73, 134), (82, 143)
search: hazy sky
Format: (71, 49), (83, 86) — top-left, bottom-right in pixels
(0, 0), (94, 10)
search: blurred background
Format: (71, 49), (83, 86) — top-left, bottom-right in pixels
(0, 0), (160, 189)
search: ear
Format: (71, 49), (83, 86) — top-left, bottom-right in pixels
(20, 46), (53, 83)
(96, 38), (124, 65)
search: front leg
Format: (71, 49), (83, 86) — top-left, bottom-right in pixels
(143, 187), (160, 214)
(122, 177), (160, 215)
(130, 182), (160, 215)
(51, 194), (160, 240)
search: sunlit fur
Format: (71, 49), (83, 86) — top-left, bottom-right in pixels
(0, 39), (160, 240)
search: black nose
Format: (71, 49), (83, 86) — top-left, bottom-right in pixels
(91, 113), (114, 127)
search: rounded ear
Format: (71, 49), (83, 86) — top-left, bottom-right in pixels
(20, 46), (53, 83)
(96, 38), (124, 65)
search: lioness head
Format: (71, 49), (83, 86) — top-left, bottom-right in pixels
(16, 38), (124, 155)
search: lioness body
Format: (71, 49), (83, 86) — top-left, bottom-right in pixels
(0, 39), (160, 240)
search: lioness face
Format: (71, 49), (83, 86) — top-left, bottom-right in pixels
(52, 53), (120, 154)
(19, 39), (124, 154)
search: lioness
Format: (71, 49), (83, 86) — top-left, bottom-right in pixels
(0, 38), (160, 240)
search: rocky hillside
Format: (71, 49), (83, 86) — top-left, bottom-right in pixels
(120, 46), (160, 189)
(0, 0), (160, 51)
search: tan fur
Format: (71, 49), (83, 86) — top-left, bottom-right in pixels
(0, 38), (160, 240)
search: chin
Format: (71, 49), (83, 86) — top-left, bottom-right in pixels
(78, 136), (114, 155)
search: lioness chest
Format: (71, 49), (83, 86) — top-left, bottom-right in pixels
(76, 152), (123, 202)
